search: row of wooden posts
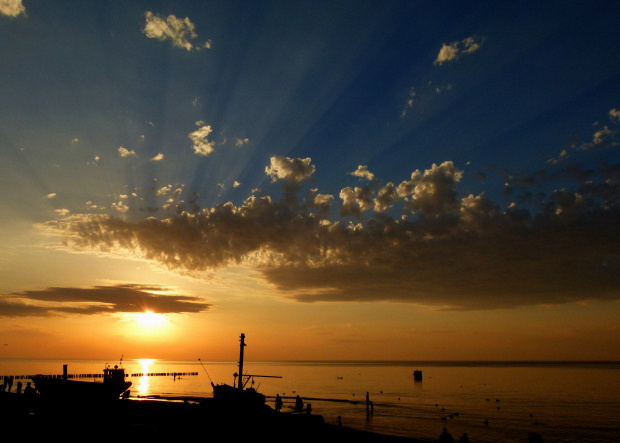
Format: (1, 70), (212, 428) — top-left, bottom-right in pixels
(1, 372), (198, 380)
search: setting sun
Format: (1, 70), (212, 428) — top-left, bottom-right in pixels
(135, 311), (167, 328)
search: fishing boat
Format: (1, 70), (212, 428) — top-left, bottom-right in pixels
(208, 333), (280, 408)
(32, 363), (131, 402)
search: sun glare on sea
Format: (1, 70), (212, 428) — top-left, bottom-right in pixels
(136, 358), (155, 396)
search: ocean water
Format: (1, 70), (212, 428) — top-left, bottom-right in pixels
(1, 359), (618, 442)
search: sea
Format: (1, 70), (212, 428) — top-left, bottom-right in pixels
(1, 359), (618, 442)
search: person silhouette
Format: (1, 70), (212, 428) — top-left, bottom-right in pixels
(24, 382), (35, 398)
(459, 433), (470, 443)
(275, 394), (283, 412)
(294, 395), (304, 412)
(16, 380), (22, 394)
(439, 427), (454, 443)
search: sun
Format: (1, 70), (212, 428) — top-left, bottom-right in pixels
(135, 310), (167, 328)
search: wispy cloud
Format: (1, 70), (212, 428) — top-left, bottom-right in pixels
(350, 165), (375, 181)
(434, 36), (483, 65)
(189, 124), (215, 156)
(0, 284), (210, 318)
(548, 109), (619, 163)
(0, 0), (25, 17)
(118, 146), (137, 158)
(143, 11), (211, 51)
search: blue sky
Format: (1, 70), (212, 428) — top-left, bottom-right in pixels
(1, 1), (619, 360)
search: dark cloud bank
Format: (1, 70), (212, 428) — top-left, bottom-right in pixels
(1, 284), (210, 318)
(37, 118), (620, 311)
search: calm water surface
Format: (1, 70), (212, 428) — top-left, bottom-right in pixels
(1, 360), (618, 442)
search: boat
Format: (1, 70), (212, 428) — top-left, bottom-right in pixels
(209, 333), (281, 409)
(32, 363), (132, 402)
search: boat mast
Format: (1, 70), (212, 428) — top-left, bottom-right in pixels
(237, 333), (246, 390)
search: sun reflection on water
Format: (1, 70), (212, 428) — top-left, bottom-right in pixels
(135, 358), (156, 396)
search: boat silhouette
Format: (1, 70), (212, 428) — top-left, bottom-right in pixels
(209, 333), (281, 408)
(31, 363), (131, 402)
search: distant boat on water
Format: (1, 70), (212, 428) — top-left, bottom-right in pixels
(32, 363), (131, 402)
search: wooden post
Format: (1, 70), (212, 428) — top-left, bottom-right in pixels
(237, 333), (246, 390)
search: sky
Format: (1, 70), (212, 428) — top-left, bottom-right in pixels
(1, 0), (619, 361)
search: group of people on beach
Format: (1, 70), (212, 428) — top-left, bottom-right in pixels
(1, 377), (35, 396)
(439, 427), (470, 442)
(274, 393), (312, 414)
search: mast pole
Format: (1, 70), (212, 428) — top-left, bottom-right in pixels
(237, 333), (246, 390)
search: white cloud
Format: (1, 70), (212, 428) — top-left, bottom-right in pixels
(143, 11), (209, 51)
(610, 108), (620, 122)
(233, 181), (241, 188)
(46, 193), (56, 199)
(236, 138), (250, 147)
(151, 153), (164, 161)
(434, 36), (483, 65)
(118, 146), (137, 158)
(189, 125), (215, 156)
(0, 0), (25, 17)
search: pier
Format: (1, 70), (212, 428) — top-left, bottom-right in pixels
(2, 371), (198, 381)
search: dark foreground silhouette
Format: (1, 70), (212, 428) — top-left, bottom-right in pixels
(0, 390), (429, 442)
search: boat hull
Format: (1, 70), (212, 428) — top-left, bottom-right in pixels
(32, 376), (131, 401)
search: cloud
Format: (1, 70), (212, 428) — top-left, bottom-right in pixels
(143, 11), (209, 51)
(0, 284), (210, 318)
(397, 161), (463, 217)
(46, 193), (57, 199)
(45, 154), (620, 311)
(190, 125), (215, 156)
(350, 165), (375, 181)
(548, 112), (619, 163)
(54, 209), (70, 216)
(111, 201), (129, 213)
(236, 138), (250, 147)
(0, 0), (25, 17)
(265, 156), (316, 205)
(118, 146), (137, 158)
(400, 87), (416, 118)
(151, 153), (164, 161)
(434, 36), (483, 65)
(265, 156), (315, 184)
